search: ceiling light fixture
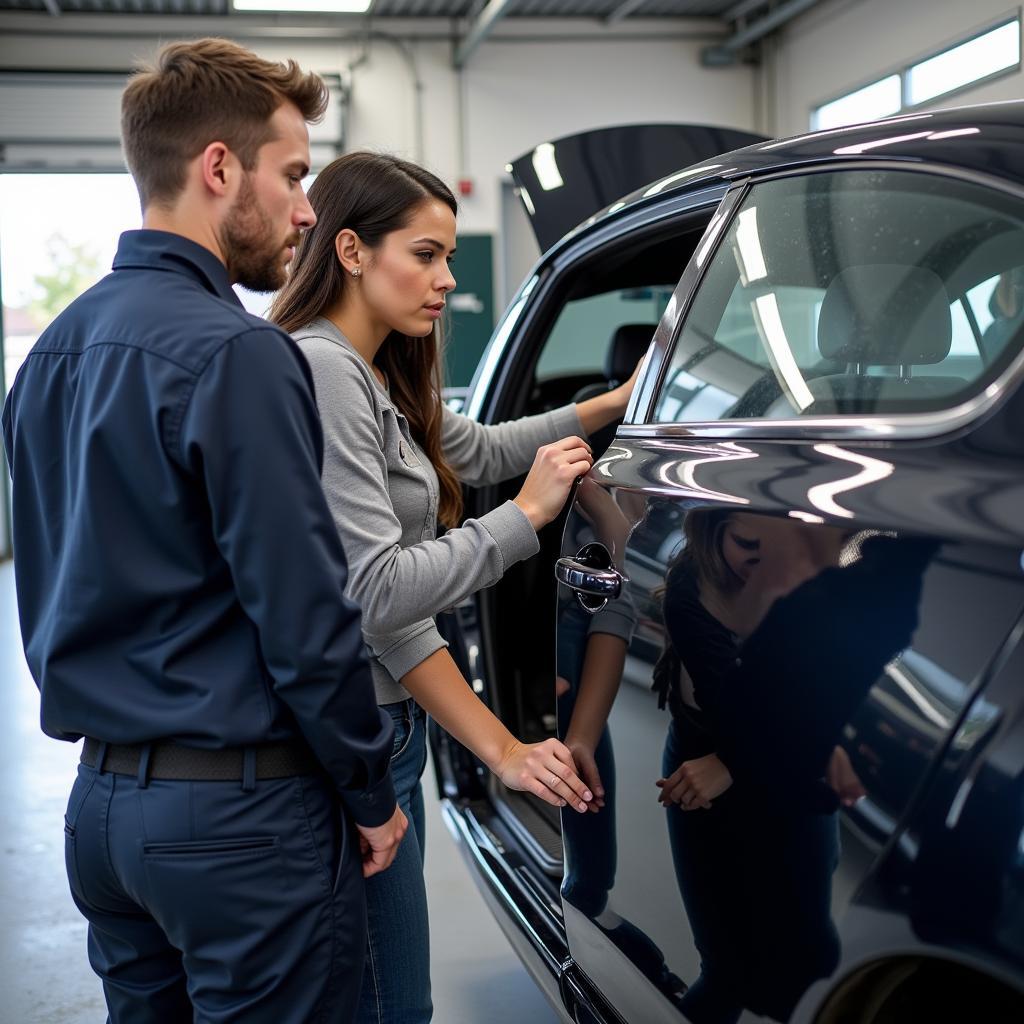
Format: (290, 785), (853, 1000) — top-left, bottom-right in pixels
(232, 0), (373, 13)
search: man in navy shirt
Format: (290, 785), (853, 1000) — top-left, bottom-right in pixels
(2, 38), (405, 1023)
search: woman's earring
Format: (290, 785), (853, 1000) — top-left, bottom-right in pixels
(351, 268), (362, 278)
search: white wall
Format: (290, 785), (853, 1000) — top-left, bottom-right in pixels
(0, 13), (756, 234)
(768, 0), (1024, 137)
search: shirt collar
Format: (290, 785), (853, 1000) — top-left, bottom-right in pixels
(112, 229), (241, 306)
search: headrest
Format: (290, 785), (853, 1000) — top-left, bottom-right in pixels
(606, 323), (655, 384)
(818, 265), (951, 365)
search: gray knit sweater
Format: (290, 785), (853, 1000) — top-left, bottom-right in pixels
(294, 317), (584, 705)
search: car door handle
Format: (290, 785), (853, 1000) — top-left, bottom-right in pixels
(555, 557), (626, 600)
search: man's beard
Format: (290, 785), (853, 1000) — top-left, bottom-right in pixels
(222, 175), (294, 294)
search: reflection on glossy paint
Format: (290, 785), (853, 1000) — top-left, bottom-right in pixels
(789, 510), (826, 524)
(642, 165), (722, 198)
(759, 112), (934, 150)
(595, 444), (633, 478)
(694, 207), (730, 269)
(833, 130), (935, 155)
(465, 277), (538, 420)
(532, 143), (564, 191)
(654, 441), (755, 504)
(927, 127), (981, 141)
(807, 444), (895, 518)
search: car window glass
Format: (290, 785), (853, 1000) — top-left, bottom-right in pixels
(536, 286), (674, 379)
(653, 170), (1024, 423)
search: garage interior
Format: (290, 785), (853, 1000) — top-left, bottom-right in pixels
(2, 1), (1023, 1021)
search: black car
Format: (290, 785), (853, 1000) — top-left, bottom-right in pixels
(429, 106), (1024, 1023)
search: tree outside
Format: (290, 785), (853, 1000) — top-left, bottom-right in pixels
(29, 233), (102, 326)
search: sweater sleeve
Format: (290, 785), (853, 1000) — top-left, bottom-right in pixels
(298, 338), (541, 647)
(441, 402), (585, 487)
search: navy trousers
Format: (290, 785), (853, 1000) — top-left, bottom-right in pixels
(64, 759), (366, 1023)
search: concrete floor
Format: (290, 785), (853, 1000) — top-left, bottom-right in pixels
(0, 560), (559, 1024)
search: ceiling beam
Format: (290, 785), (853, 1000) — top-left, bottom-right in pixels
(453, 0), (515, 68)
(723, 0), (768, 22)
(605, 0), (648, 26)
(703, 0), (821, 63)
(722, 0), (820, 50)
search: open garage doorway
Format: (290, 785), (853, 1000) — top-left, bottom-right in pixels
(0, 172), (284, 557)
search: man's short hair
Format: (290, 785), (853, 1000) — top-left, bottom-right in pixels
(121, 37), (328, 210)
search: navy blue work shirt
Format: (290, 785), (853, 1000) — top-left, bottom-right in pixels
(2, 230), (397, 827)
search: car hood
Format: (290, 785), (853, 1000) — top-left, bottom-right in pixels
(508, 123), (767, 252)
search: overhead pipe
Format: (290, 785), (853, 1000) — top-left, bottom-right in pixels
(703, 0), (822, 65)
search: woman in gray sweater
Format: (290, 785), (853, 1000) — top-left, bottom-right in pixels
(271, 153), (640, 1024)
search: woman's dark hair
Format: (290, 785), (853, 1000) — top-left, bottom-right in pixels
(677, 508), (746, 597)
(271, 152), (462, 527)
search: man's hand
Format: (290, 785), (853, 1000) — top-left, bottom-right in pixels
(356, 805), (408, 878)
(657, 753), (733, 810)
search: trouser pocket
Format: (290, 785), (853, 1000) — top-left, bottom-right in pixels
(64, 768), (97, 901)
(387, 700), (415, 763)
(142, 836), (279, 858)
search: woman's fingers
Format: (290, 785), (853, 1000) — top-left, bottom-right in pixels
(545, 742), (593, 810)
(508, 740), (593, 812)
(657, 766), (711, 809)
(546, 762), (591, 812)
(527, 777), (566, 810)
(548, 434), (593, 455)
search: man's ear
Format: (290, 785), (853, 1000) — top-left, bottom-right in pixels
(199, 141), (234, 198)
(335, 229), (364, 275)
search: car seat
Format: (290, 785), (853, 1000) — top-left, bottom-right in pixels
(572, 322), (656, 453)
(768, 264), (963, 417)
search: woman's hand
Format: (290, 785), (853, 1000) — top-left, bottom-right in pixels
(564, 733), (606, 812)
(495, 737), (594, 813)
(513, 436), (593, 530)
(657, 753), (733, 810)
(827, 745), (866, 807)
(575, 355), (646, 435)
(614, 355), (644, 412)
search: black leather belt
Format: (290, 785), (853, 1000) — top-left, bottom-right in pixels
(82, 737), (317, 782)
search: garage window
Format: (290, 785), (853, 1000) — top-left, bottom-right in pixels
(812, 16), (1021, 129)
(652, 169), (1024, 424)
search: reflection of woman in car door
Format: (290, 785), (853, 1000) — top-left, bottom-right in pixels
(269, 153), (641, 1024)
(656, 511), (854, 1024)
(657, 510), (936, 1022)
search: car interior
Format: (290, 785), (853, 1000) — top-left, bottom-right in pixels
(468, 221), (713, 869)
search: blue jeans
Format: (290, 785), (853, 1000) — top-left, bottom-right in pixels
(355, 699), (432, 1024)
(64, 759), (365, 1023)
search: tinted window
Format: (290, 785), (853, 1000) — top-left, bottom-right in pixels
(654, 170), (1024, 423)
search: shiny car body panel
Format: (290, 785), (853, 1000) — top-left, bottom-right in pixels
(432, 103), (1024, 1024)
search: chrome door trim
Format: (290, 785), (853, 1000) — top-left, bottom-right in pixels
(617, 340), (1024, 442)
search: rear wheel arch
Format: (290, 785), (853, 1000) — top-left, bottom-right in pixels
(813, 955), (1023, 1024)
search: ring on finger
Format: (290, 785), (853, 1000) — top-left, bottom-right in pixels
(549, 774), (559, 789)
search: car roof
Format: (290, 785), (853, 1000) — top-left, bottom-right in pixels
(562, 100), (1024, 248)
